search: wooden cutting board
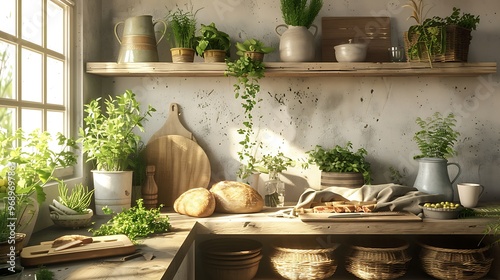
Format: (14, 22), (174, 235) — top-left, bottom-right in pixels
(322, 17), (392, 62)
(148, 103), (196, 143)
(299, 212), (421, 222)
(145, 135), (211, 207)
(21, 235), (136, 267)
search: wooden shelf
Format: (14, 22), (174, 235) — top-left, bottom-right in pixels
(86, 61), (497, 77)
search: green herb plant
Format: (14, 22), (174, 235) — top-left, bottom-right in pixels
(90, 199), (170, 243)
(225, 56), (266, 180)
(413, 112), (460, 159)
(165, 7), (199, 49)
(255, 152), (295, 174)
(56, 182), (94, 214)
(195, 22), (231, 57)
(235, 39), (274, 57)
(404, 0), (480, 66)
(35, 267), (55, 280)
(78, 90), (156, 171)
(306, 141), (372, 184)
(280, 0), (323, 28)
(0, 129), (77, 205)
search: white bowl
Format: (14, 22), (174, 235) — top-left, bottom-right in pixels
(334, 40), (367, 62)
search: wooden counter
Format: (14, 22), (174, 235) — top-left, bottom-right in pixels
(21, 208), (499, 280)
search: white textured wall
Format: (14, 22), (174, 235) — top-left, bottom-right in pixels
(96, 0), (500, 202)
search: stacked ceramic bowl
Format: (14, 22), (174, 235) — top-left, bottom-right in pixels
(200, 238), (263, 280)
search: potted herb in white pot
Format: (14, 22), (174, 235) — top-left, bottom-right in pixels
(78, 90), (155, 215)
(306, 141), (372, 188)
(412, 112), (461, 201)
(50, 182), (94, 229)
(276, 0), (323, 62)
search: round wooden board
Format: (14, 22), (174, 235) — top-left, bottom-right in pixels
(145, 135), (211, 207)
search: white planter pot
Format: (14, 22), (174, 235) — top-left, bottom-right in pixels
(276, 25), (317, 62)
(92, 170), (133, 215)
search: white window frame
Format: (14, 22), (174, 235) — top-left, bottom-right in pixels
(0, 0), (76, 178)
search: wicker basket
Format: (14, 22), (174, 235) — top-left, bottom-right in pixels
(270, 239), (339, 280)
(404, 25), (472, 63)
(345, 237), (412, 280)
(419, 237), (493, 280)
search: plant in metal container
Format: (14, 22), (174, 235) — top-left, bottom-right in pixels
(165, 7), (200, 63)
(225, 56), (265, 180)
(78, 90), (156, 214)
(195, 22), (231, 62)
(305, 141), (371, 188)
(235, 39), (274, 62)
(412, 112), (461, 201)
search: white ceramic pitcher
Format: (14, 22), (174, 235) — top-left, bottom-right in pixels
(276, 25), (317, 62)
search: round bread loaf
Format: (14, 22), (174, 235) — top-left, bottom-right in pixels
(174, 188), (215, 217)
(210, 181), (264, 213)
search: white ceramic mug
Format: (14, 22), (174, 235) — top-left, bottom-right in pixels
(457, 183), (485, 208)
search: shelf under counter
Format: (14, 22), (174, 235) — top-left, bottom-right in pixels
(86, 61), (497, 77)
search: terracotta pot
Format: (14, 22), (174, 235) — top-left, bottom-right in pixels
(320, 171), (364, 188)
(171, 48), (195, 63)
(204, 50), (227, 63)
(244, 51), (265, 62)
(276, 25), (317, 62)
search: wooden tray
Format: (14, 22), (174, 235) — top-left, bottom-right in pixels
(20, 235), (136, 266)
(322, 17), (391, 62)
(299, 212), (421, 222)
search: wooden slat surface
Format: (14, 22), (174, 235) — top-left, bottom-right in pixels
(86, 62), (497, 77)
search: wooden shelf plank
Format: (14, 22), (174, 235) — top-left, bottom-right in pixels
(86, 62), (497, 77)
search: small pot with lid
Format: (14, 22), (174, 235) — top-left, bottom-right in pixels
(334, 39), (367, 62)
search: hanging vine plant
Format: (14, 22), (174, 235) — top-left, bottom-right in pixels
(225, 56), (266, 180)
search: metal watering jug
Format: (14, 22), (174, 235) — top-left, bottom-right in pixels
(413, 158), (461, 201)
(114, 15), (166, 63)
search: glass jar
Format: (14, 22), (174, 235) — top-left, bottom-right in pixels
(264, 171), (285, 207)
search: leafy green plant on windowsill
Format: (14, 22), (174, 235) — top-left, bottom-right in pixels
(305, 141), (372, 184)
(225, 56), (266, 180)
(413, 112), (460, 159)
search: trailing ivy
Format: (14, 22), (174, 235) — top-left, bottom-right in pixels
(225, 56), (265, 180)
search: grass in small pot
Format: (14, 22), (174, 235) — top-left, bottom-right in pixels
(57, 182), (94, 214)
(166, 7), (200, 49)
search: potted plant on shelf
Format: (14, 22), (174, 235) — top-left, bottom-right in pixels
(306, 141), (371, 188)
(78, 89), (155, 215)
(0, 128), (77, 246)
(412, 112), (461, 201)
(225, 56), (266, 180)
(276, 0), (323, 62)
(50, 182), (94, 229)
(255, 152), (295, 207)
(403, 0), (480, 67)
(235, 39), (274, 62)
(165, 7), (199, 63)
(195, 22), (231, 62)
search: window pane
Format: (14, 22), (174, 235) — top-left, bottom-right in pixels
(0, 0), (16, 35)
(0, 41), (16, 100)
(47, 110), (64, 151)
(47, 57), (64, 105)
(21, 48), (42, 102)
(22, 0), (43, 46)
(21, 108), (42, 134)
(0, 107), (16, 134)
(47, 1), (64, 54)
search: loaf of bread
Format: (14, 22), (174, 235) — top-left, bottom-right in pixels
(174, 188), (216, 217)
(210, 181), (264, 213)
